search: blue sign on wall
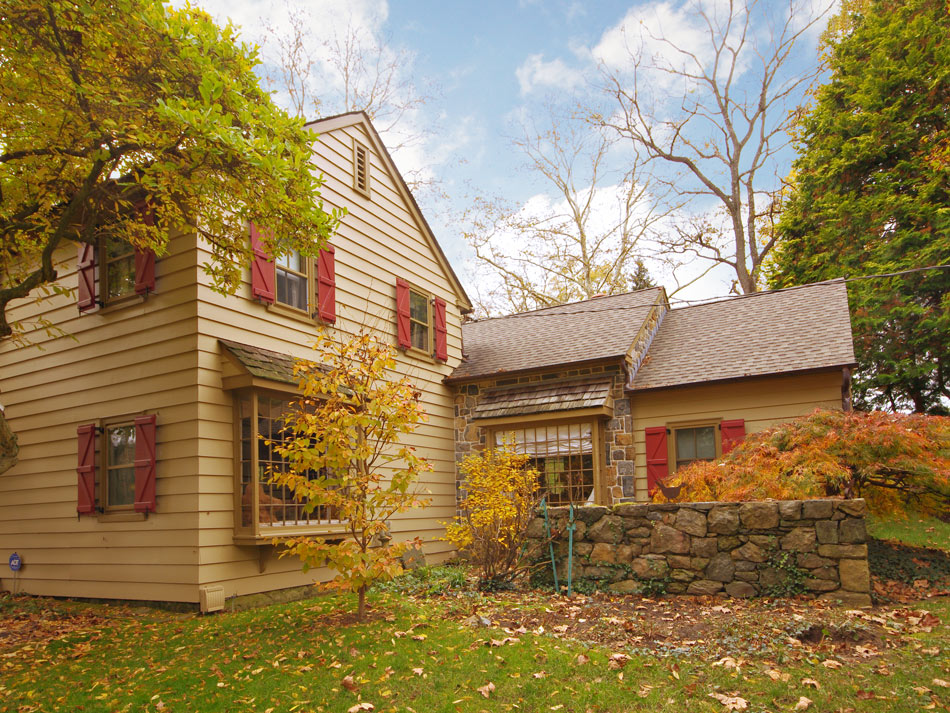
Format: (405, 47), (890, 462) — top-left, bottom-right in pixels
(8, 553), (21, 572)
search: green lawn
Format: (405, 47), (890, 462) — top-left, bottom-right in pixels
(868, 515), (950, 551)
(1, 577), (949, 713)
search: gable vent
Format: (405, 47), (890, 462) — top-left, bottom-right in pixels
(354, 142), (370, 195)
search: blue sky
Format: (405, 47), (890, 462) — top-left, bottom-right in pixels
(182, 0), (832, 307)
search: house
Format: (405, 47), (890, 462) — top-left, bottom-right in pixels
(447, 282), (856, 505)
(0, 112), (472, 606)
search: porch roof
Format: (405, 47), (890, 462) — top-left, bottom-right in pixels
(472, 375), (615, 420)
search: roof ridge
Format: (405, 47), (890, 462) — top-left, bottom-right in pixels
(667, 278), (846, 313)
(468, 286), (662, 324)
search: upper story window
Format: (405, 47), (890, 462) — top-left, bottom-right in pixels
(409, 289), (430, 351)
(275, 249), (309, 312)
(353, 140), (371, 196)
(249, 223), (336, 323)
(102, 236), (137, 301)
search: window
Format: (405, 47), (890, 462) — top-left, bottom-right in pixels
(275, 249), (309, 312)
(102, 235), (137, 301)
(673, 425), (717, 470)
(493, 421), (596, 506)
(353, 141), (371, 195)
(235, 391), (340, 539)
(76, 415), (157, 515)
(103, 422), (136, 509)
(409, 289), (430, 351)
(249, 224), (336, 323)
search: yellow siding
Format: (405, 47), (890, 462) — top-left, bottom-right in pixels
(628, 370), (843, 501)
(193, 118), (465, 599)
(0, 233), (202, 602)
(0, 115), (468, 604)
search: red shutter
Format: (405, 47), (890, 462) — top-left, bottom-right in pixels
(134, 248), (155, 295)
(134, 414), (157, 514)
(77, 424), (97, 514)
(249, 223), (275, 303)
(644, 426), (669, 495)
(317, 245), (336, 322)
(433, 297), (447, 361)
(395, 278), (411, 348)
(720, 419), (746, 454)
(77, 243), (97, 312)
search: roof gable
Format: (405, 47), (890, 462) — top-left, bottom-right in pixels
(305, 111), (472, 313)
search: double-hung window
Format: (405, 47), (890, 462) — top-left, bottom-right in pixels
(76, 415), (158, 516)
(275, 249), (309, 312)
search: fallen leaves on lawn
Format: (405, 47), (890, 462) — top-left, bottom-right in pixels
(933, 679), (950, 688)
(708, 692), (748, 710)
(477, 681), (495, 698)
(347, 703), (374, 713)
(607, 653), (629, 670)
(341, 675), (359, 692)
(794, 696), (812, 711)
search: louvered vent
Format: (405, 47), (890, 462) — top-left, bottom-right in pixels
(199, 585), (225, 613)
(354, 143), (370, 194)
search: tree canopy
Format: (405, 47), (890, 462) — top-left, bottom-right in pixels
(655, 409), (950, 518)
(770, 0), (950, 413)
(0, 0), (340, 342)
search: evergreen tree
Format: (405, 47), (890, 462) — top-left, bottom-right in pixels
(771, 0), (950, 413)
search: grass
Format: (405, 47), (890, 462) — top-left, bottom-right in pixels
(868, 514), (950, 551)
(1, 574), (949, 713)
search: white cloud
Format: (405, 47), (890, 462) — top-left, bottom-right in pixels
(515, 53), (586, 96)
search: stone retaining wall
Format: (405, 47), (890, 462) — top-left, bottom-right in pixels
(526, 499), (871, 607)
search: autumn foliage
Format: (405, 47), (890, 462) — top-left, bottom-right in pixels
(445, 444), (542, 588)
(654, 410), (950, 517)
(270, 331), (431, 620)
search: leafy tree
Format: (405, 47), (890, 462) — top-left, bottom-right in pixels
(444, 443), (541, 589)
(655, 409), (950, 517)
(271, 331), (431, 620)
(771, 0), (950, 413)
(591, 0), (831, 294)
(0, 0), (340, 474)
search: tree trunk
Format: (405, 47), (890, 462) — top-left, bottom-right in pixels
(0, 407), (18, 476)
(357, 584), (366, 621)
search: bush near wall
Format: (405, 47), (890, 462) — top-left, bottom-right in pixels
(526, 499), (872, 607)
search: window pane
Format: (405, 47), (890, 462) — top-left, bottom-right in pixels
(676, 428), (696, 461)
(105, 236), (134, 261)
(276, 250), (305, 272)
(695, 426), (717, 459)
(106, 255), (136, 299)
(410, 321), (428, 351)
(495, 422), (594, 505)
(108, 467), (135, 506)
(108, 425), (136, 466)
(409, 291), (428, 322)
(276, 269), (308, 310)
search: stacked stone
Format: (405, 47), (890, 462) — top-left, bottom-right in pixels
(525, 499), (871, 607)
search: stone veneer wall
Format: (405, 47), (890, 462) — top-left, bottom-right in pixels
(453, 363), (639, 504)
(525, 498), (871, 607)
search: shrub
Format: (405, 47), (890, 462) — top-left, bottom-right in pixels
(654, 409), (949, 517)
(444, 444), (542, 589)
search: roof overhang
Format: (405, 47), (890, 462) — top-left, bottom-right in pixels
(472, 375), (615, 422)
(626, 364), (857, 394)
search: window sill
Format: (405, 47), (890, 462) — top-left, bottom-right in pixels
(233, 523), (348, 546)
(401, 345), (437, 364)
(97, 293), (146, 315)
(97, 511), (148, 523)
(265, 301), (326, 328)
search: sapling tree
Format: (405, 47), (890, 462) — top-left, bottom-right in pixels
(270, 330), (431, 620)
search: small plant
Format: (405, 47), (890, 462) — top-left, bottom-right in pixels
(271, 330), (431, 621)
(762, 550), (808, 598)
(373, 565), (468, 596)
(444, 442), (542, 589)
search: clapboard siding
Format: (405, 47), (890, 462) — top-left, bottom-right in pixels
(0, 114), (468, 603)
(0, 232), (202, 599)
(190, 115), (467, 600)
(628, 370), (843, 501)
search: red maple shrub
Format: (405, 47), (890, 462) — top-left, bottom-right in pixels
(653, 409), (950, 517)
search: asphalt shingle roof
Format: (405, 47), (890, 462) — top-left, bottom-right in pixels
(450, 288), (664, 382)
(629, 280), (856, 391)
(473, 376), (615, 419)
(219, 339), (299, 385)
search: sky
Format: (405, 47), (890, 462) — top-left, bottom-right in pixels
(178, 0), (834, 309)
